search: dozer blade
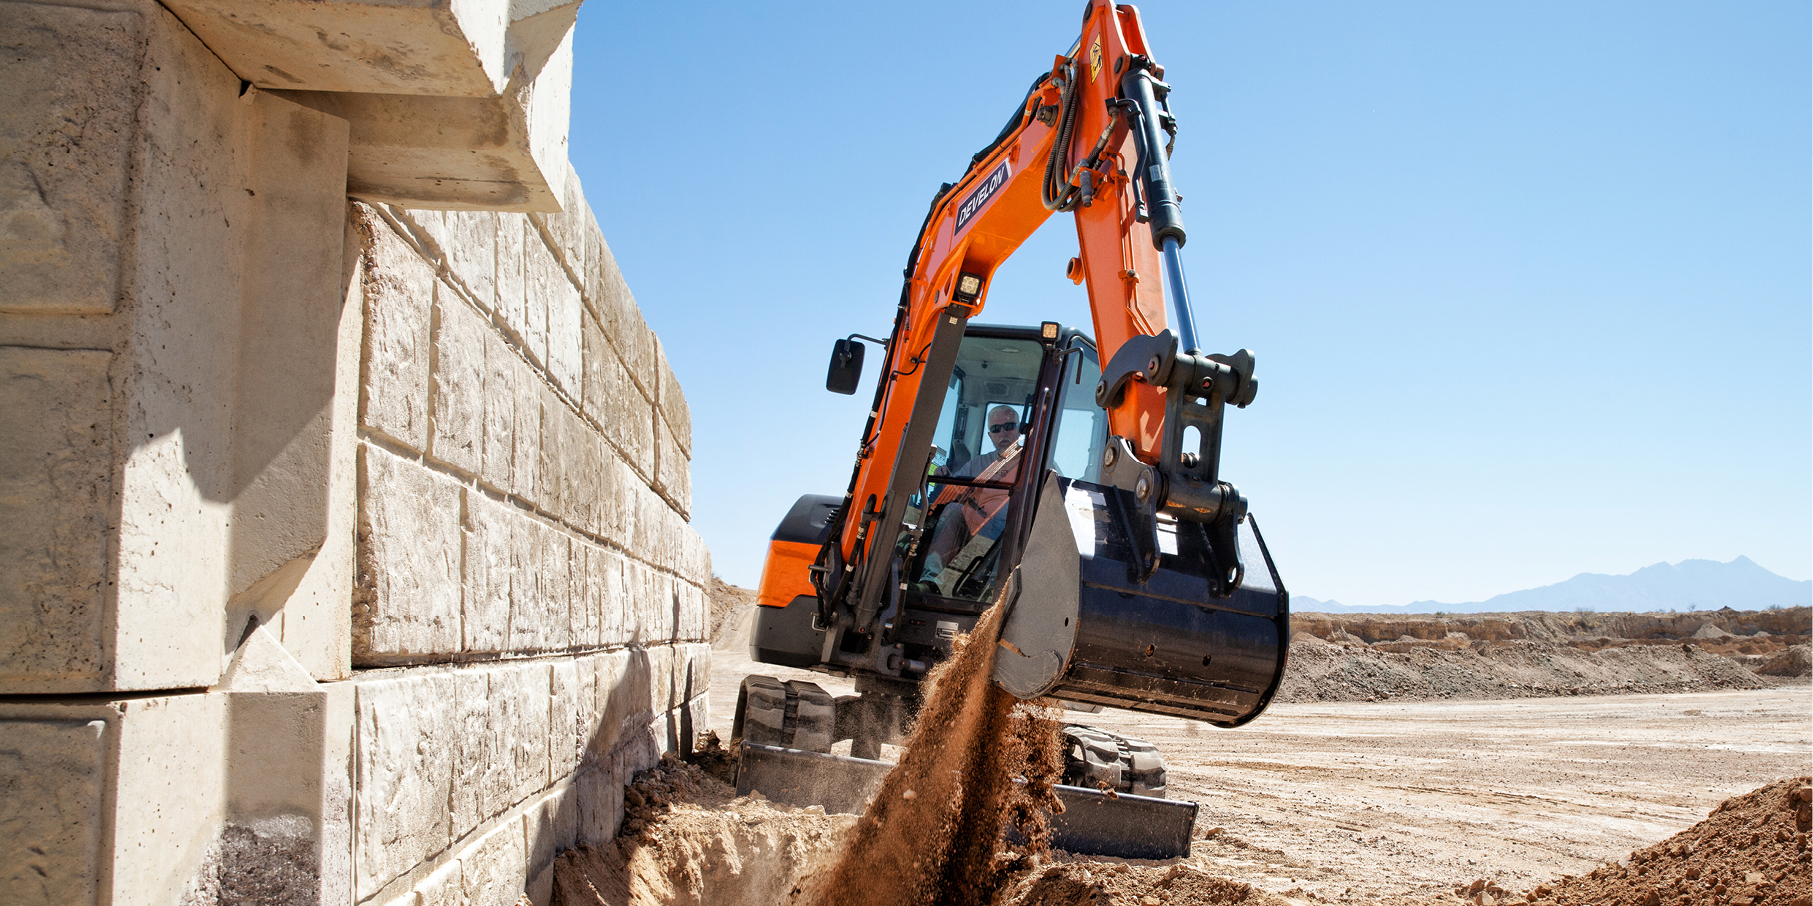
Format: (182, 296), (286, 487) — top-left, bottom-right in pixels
(994, 473), (1290, 726)
(736, 743), (1199, 860)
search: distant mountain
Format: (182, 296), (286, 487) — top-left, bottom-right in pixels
(1296, 557), (1812, 614)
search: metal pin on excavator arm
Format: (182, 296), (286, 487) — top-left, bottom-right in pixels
(735, 0), (1289, 859)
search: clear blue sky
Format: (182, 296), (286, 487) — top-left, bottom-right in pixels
(569, 1), (1810, 609)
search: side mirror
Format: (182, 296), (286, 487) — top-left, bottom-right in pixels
(826, 338), (865, 394)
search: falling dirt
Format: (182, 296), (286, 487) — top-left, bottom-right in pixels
(806, 595), (1066, 906)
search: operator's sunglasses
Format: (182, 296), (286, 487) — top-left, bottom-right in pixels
(989, 422), (1018, 435)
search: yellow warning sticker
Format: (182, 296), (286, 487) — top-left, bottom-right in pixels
(1089, 37), (1104, 83)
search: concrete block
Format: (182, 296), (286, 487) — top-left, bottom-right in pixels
(629, 483), (679, 573)
(458, 818), (526, 906)
(430, 291), (486, 475)
(564, 410), (603, 536)
(479, 328), (517, 494)
(581, 229), (655, 396)
(568, 540), (600, 649)
(110, 694), (231, 903)
(683, 694), (708, 757)
(273, 26), (574, 212)
(595, 649), (649, 757)
(679, 644), (711, 705)
(538, 527), (574, 652)
(525, 787), (576, 903)
(0, 349), (111, 689)
(644, 645), (675, 716)
(2, 694), (231, 906)
(354, 672), (456, 900)
(594, 548), (630, 650)
(581, 318), (655, 481)
(546, 273), (582, 401)
(520, 220), (558, 371)
(160, 0), (580, 98)
(573, 763), (623, 847)
(461, 492), (513, 654)
(654, 339), (691, 458)
(110, 1), (249, 693)
(511, 358), (543, 504)
(534, 393), (570, 526)
(528, 863), (553, 906)
(531, 162), (587, 282)
(223, 90), (355, 684)
(571, 655), (601, 763)
(360, 214), (436, 451)
(495, 214), (527, 351)
(496, 663), (551, 810)
(676, 523), (712, 590)
(0, 4), (138, 314)
(414, 857), (462, 906)
(0, 719), (107, 906)
(354, 445), (462, 660)
(509, 521), (570, 653)
(549, 660), (580, 780)
(608, 716), (661, 781)
(450, 668), (491, 837)
(408, 209), (497, 314)
(597, 455), (642, 555)
(654, 416), (692, 519)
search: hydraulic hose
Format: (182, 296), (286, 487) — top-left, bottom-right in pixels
(1040, 63), (1083, 211)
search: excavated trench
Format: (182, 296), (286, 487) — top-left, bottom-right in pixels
(549, 600), (1810, 906)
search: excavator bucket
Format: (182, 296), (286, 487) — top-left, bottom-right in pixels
(993, 472), (1290, 726)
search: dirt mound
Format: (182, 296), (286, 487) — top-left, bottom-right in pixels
(1276, 635), (1769, 702)
(999, 860), (1287, 906)
(552, 767), (854, 906)
(1291, 607), (1811, 648)
(807, 596), (1064, 906)
(1275, 605), (1813, 703)
(1511, 777), (1811, 906)
(1759, 645), (1811, 677)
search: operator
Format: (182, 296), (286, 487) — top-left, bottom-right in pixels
(952, 405), (1023, 478)
(917, 405), (1025, 594)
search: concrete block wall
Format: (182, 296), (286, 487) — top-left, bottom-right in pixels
(0, 1), (709, 903)
(344, 198), (710, 905)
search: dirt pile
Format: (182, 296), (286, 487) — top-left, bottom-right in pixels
(1506, 777), (1812, 906)
(1292, 607), (1810, 649)
(999, 859), (1288, 906)
(552, 763), (854, 906)
(1277, 635), (1770, 703)
(807, 598), (1065, 906)
(1277, 606), (1810, 703)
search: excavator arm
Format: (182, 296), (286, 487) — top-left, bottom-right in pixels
(816, 0), (1259, 638)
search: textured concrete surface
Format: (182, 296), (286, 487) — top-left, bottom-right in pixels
(0, 349), (113, 687)
(0, 719), (106, 906)
(1, 4), (707, 902)
(0, 3), (140, 315)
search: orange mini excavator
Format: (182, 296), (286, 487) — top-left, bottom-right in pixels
(732, 1), (1289, 858)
